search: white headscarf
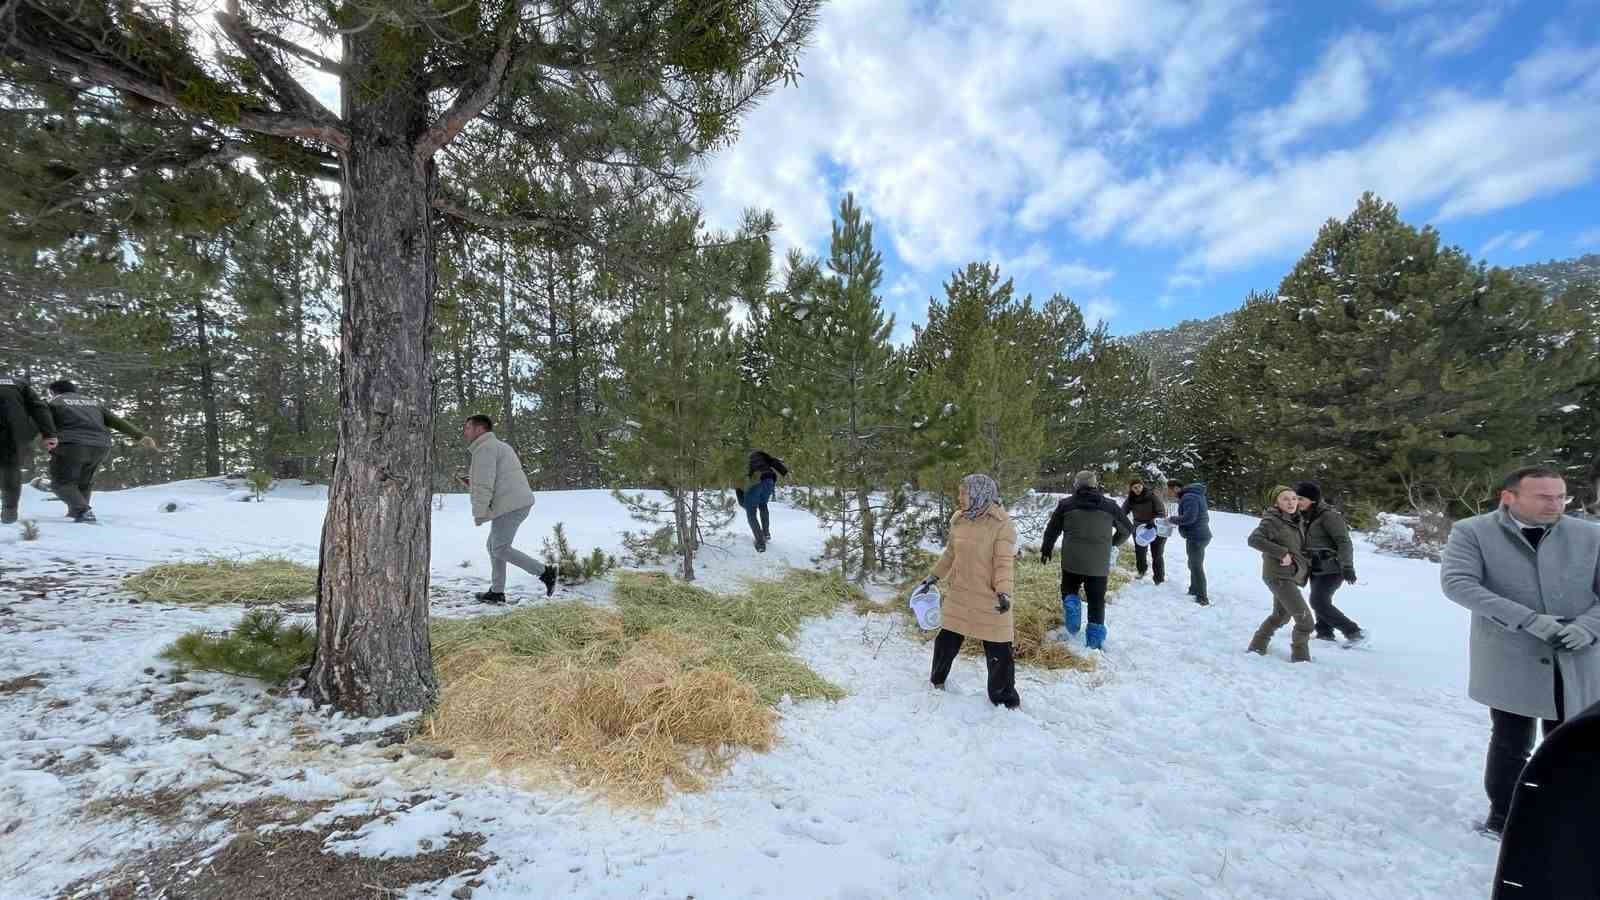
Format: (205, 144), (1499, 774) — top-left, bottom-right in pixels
(961, 473), (1000, 520)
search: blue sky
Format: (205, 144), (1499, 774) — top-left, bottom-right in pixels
(697, 0), (1600, 338)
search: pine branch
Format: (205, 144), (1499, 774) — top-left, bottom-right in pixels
(243, 27), (344, 76)
(215, 12), (341, 125)
(9, 18), (351, 152)
(415, 0), (519, 161)
(431, 194), (555, 231)
(22, 141), (250, 226)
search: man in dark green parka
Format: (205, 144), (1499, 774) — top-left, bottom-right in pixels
(0, 374), (58, 523)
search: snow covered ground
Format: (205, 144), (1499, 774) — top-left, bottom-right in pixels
(0, 478), (1499, 898)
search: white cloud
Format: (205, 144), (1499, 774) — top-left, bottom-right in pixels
(1241, 32), (1386, 157)
(1480, 230), (1542, 257)
(699, 5), (1600, 309)
(1507, 43), (1600, 98)
(1082, 297), (1120, 326)
(1576, 228), (1600, 249)
(698, 0), (1269, 273)
(1412, 7), (1504, 57)
(1051, 261), (1116, 289)
(1077, 75), (1600, 271)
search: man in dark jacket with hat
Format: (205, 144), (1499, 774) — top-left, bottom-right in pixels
(1041, 471), (1135, 651)
(47, 380), (157, 523)
(1295, 480), (1365, 645)
(1, 374), (58, 524)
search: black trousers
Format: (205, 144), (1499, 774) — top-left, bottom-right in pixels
(1, 459), (20, 514)
(1186, 537), (1210, 599)
(50, 444), (110, 516)
(1060, 571), (1109, 625)
(1308, 573), (1360, 637)
(1486, 664), (1566, 827)
(930, 629), (1018, 707)
(1134, 535), (1166, 583)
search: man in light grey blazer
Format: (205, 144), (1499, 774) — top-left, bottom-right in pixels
(1441, 465), (1600, 838)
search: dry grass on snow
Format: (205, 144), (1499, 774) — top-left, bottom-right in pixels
(425, 569), (862, 805)
(123, 558), (316, 604)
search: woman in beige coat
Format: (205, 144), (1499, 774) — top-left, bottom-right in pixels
(916, 473), (1021, 708)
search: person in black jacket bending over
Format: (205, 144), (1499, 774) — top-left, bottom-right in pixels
(737, 449), (788, 552)
(1041, 471), (1135, 651)
(47, 380), (158, 523)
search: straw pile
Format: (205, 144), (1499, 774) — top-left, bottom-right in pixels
(426, 569), (853, 805)
(124, 558), (317, 604)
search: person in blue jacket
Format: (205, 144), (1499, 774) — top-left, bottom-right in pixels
(1166, 480), (1212, 606)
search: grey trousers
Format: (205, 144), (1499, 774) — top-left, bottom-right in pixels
(487, 505), (544, 592)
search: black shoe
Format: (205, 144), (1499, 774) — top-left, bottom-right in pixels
(1, 509), (15, 525)
(475, 591), (507, 605)
(755, 541), (767, 553)
(539, 567), (557, 597)
(1314, 632), (1339, 642)
(1194, 596), (1210, 607)
(1476, 816), (1505, 840)
(1153, 577), (1164, 586)
(762, 529), (772, 544)
(72, 509), (97, 524)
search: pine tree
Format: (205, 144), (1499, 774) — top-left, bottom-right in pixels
(909, 263), (1047, 505)
(763, 195), (908, 577)
(1180, 193), (1597, 514)
(609, 215), (763, 581)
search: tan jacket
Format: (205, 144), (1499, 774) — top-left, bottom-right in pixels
(468, 432), (536, 521)
(931, 504), (1019, 643)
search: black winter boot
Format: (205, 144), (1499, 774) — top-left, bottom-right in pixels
(475, 591), (507, 604)
(539, 567), (557, 597)
(1, 508), (15, 525)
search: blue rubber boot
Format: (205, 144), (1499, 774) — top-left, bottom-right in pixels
(1062, 594), (1082, 635)
(1086, 622), (1107, 651)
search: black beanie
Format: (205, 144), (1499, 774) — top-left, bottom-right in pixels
(1294, 481), (1322, 504)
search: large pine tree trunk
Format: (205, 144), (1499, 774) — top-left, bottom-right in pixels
(305, 41), (437, 717)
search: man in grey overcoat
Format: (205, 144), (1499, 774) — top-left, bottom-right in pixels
(1441, 465), (1600, 837)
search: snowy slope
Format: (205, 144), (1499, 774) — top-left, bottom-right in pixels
(0, 479), (1498, 899)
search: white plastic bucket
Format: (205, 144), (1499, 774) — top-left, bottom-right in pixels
(1135, 524), (1158, 547)
(909, 585), (943, 631)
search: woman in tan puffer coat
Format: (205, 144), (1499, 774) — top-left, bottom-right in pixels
(915, 473), (1020, 707)
(1247, 485), (1315, 662)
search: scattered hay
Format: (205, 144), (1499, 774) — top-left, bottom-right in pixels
(123, 557), (316, 604)
(426, 569), (849, 805)
(0, 672), (47, 694)
(160, 610), (315, 684)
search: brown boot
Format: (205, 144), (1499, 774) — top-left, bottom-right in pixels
(1247, 634), (1270, 655)
(1290, 644), (1311, 663)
